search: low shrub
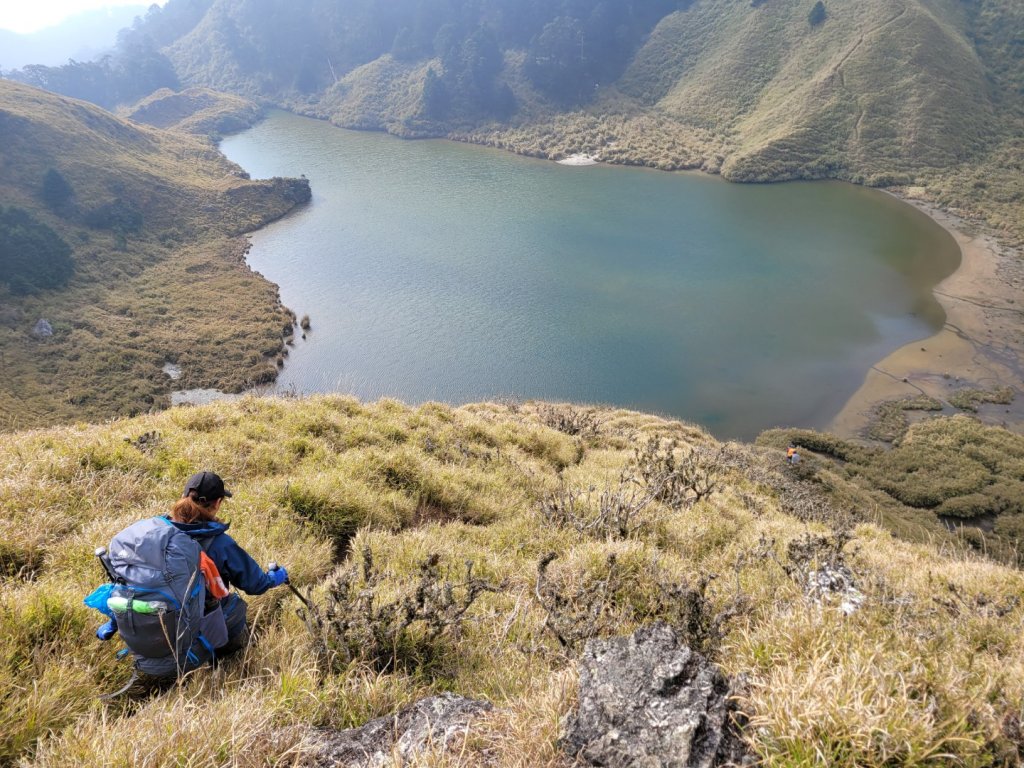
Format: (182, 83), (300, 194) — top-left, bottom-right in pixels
(299, 547), (501, 674)
(867, 396), (944, 443)
(868, 449), (990, 508)
(538, 482), (658, 540)
(629, 436), (724, 509)
(936, 493), (996, 518)
(0, 206), (74, 294)
(758, 428), (869, 463)
(950, 386), (1015, 412)
(536, 404), (601, 438)
(534, 551), (735, 656)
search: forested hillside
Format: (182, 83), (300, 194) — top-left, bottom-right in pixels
(9, 0), (1020, 239)
(0, 80), (309, 428)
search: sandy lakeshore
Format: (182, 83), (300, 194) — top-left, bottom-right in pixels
(831, 194), (1024, 438)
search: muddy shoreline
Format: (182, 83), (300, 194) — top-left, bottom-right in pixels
(830, 193), (1024, 439)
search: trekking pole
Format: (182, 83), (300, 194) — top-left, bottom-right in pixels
(93, 547), (118, 641)
(95, 547), (118, 583)
(267, 562), (312, 608)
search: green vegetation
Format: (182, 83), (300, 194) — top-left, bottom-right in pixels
(4, 0), (214, 108)
(762, 415), (1024, 565)
(121, 87), (263, 138)
(0, 80), (309, 429)
(808, 1), (827, 27)
(7, 0), (1021, 239)
(3, 396), (1024, 766)
(9, 44), (179, 111)
(867, 395), (944, 443)
(40, 169), (73, 213)
(950, 386), (1016, 413)
(0, 207), (74, 294)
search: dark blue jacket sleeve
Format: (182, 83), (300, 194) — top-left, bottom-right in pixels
(209, 534), (274, 596)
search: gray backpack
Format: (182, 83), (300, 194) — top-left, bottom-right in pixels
(103, 517), (224, 677)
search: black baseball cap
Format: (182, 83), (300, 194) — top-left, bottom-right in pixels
(182, 471), (233, 502)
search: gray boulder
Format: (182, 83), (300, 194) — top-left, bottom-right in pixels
(564, 623), (751, 768)
(301, 693), (491, 767)
(31, 319), (53, 339)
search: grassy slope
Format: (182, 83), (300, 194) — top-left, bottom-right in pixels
(3, 395), (1024, 766)
(644, 0), (993, 179)
(0, 80), (308, 429)
(119, 87), (263, 137)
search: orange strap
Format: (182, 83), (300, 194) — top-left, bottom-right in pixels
(199, 551), (229, 599)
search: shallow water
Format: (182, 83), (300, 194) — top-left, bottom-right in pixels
(221, 110), (960, 439)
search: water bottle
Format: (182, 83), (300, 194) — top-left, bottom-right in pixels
(107, 596), (168, 615)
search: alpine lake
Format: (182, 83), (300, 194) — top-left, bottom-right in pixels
(220, 110), (960, 440)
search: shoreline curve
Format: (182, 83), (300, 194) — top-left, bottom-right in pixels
(830, 193), (1024, 439)
(226, 112), (1024, 439)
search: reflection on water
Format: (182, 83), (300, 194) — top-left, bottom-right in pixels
(221, 111), (960, 439)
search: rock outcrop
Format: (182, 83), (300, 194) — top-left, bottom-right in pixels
(301, 693), (491, 767)
(31, 319), (53, 339)
(564, 623), (750, 768)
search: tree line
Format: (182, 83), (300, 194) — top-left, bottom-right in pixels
(6, 0), (689, 117)
(0, 206), (74, 295)
(5, 0), (212, 108)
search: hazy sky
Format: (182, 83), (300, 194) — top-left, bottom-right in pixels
(0, 1), (167, 34)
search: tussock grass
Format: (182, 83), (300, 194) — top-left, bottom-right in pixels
(0, 80), (307, 429)
(3, 396), (1024, 766)
(120, 87), (263, 138)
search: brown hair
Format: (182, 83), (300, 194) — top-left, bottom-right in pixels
(171, 493), (221, 524)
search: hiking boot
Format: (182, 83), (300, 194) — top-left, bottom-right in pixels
(100, 671), (175, 701)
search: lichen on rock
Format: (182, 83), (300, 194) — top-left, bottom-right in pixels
(563, 623), (751, 767)
(301, 693), (492, 767)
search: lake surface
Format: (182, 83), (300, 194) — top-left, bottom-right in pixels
(221, 110), (960, 439)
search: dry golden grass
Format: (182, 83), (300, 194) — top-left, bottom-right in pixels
(0, 80), (306, 430)
(2, 396), (1024, 766)
(120, 87), (263, 138)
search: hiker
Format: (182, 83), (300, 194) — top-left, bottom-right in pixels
(165, 471), (289, 656)
(786, 444), (801, 465)
(87, 471), (288, 691)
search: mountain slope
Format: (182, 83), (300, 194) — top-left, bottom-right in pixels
(7, 0), (1020, 236)
(629, 0), (994, 182)
(3, 396), (1024, 766)
(0, 80), (309, 428)
(148, 0), (1022, 240)
(120, 86), (263, 136)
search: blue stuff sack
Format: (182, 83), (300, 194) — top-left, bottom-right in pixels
(84, 583), (117, 619)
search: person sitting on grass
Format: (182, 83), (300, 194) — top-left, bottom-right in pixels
(91, 471), (289, 696)
(167, 471), (289, 657)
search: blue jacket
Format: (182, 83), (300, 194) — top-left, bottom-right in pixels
(165, 518), (274, 596)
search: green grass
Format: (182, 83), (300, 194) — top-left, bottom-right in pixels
(0, 80), (309, 429)
(120, 87), (264, 138)
(763, 415), (1024, 565)
(2, 396), (1024, 766)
